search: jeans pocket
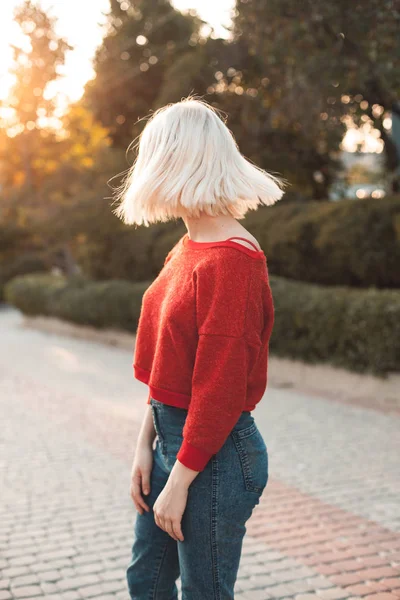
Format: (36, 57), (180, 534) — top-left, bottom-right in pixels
(230, 422), (269, 494)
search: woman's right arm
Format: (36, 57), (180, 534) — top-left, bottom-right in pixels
(137, 402), (157, 449)
(130, 404), (157, 514)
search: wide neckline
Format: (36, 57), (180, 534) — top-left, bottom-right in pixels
(182, 233), (266, 260)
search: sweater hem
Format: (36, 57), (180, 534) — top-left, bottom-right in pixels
(133, 363), (258, 411)
(133, 364), (191, 408)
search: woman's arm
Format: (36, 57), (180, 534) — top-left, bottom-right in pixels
(138, 400), (199, 488)
(131, 403), (199, 537)
(169, 459), (199, 487)
(153, 448), (199, 542)
(137, 403), (157, 449)
(130, 405), (156, 514)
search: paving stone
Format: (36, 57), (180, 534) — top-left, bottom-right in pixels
(10, 575), (39, 588)
(317, 589), (349, 599)
(40, 582), (59, 595)
(273, 567), (317, 583)
(248, 574), (277, 587)
(56, 575), (100, 591)
(100, 579), (126, 592)
(75, 584), (103, 597)
(265, 583), (300, 598)
(289, 580), (322, 594)
(1, 567), (28, 579)
(74, 562), (103, 576)
(242, 589), (273, 600)
(37, 570), (61, 582)
(380, 578), (400, 589)
(12, 586), (42, 598)
(364, 595), (400, 600)
(59, 592), (81, 600)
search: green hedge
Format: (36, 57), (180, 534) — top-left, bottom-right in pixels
(4, 274), (149, 332)
(269, 276), (400, 375)
(6, 196), (398, 290)
(85, 195), (399, 289)
(242, 196), (400, 289)
(0, 252), (50, 301)
(3, 196), (399, 292)
(5, 273), (400, 375)
(244, 197), (400, 288)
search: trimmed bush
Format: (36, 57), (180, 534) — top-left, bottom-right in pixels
(5, 274), (149, 333)
(269, 276), (400, 375)
(88, 196), (399, 289)
(243, 196), (400, 289)
(5, 273), (400, 375)
(0, 248), (49, 301)
(24, 195), (400, 289)
(4, 274), (67, 315)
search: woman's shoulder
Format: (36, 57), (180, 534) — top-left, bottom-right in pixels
(164, 234), (186, 265)
(193, 245), (267, 293)
(203, 244), (266, 275)
(224, 234), (262, 252)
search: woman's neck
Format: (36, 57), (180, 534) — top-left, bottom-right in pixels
(183, 213), (247, 243)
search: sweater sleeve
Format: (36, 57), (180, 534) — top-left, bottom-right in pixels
(176, 252), (261, 472)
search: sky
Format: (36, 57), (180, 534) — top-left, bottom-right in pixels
(0, 0), (234, 105)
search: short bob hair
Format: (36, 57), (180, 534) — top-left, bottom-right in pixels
(113, 97), (285, 226)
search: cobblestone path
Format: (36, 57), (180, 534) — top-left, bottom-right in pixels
(1, 307), (399, 599)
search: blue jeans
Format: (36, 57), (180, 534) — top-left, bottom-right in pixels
(127, 397), (269, 600)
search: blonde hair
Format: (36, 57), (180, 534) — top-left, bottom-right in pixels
(113, 97), (285, 226)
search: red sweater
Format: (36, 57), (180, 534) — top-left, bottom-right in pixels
(133, 233), (275, 472)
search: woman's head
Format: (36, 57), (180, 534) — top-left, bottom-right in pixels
(113, 96), (285, 226)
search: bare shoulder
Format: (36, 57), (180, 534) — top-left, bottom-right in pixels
(227, 233), (262, 252)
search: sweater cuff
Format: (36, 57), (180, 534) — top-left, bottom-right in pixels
(176, 439), (213, 472)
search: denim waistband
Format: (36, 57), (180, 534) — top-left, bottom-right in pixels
(149, 397), (254, 433)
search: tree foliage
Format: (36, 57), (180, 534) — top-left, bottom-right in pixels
(233, 0), (400, 190)
(0, 1), (71, 190)
(85, 0), (201, 148)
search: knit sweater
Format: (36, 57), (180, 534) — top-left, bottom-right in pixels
(133, 232), (275, 472)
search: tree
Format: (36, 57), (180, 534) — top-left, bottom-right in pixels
(233, 0), (400, 193)
(85, 0), (202, 149)
(84, 0), (344, 197)
(0, 1), (71, 191)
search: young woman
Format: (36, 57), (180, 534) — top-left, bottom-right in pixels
(114, 97), (285, 600)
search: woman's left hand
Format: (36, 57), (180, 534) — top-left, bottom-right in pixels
(153, 476), (188, 542)
(153, 458), (199, 542)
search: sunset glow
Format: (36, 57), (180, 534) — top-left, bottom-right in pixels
(0, 0), (109, 106)
(0, 0), (389, 153)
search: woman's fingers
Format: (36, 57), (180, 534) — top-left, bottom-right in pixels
(171, 519), (184, 542)
(154, 512), (166, 535)
(129, 443), (154, 514)
(155, 513), (164, 533)
(164, 518), (179, 541)
(130, 480), (145, 513)
(137, 470), (151, 511)
(154, 511), (184, 542)
(131, 473), (150, 513)
(141, 472), (151, 496)
(130, 481), (143, 514)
